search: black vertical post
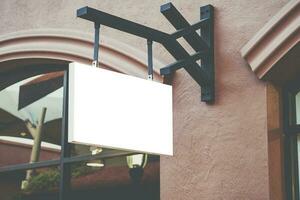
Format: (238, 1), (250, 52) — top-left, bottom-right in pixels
(59, 69), (72, 200)
(129, 167), (144, 200)
(200, 5), (214, 103)
(93, 23), (101, 67)
(147, 39), (153, 80)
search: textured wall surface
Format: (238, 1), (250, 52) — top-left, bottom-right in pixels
(0, 0), (290, 199)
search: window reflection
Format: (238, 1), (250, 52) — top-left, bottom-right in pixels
(0, 166), (60, 200)
(0, 70), (160, 199)
(69, 150), (160, 200)
(0, 72), (64, 197)
(295, 92), (300, 124)
(0, 73), (63, 165)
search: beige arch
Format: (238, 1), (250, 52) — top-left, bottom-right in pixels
(0, 28), (165, 82)
(241, 0), (299, 79)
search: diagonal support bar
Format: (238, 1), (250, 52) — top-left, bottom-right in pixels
(171, 18), (209, 39)
(162, 39), (211, 87)
(160, 51), (207, 75)
(161, 2), (210, 52)
(161, 3), (215, 102)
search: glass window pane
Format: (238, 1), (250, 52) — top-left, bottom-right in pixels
(298, 134), (300, 196)
(0, 166), (60, 200)
(68, 145), (160, 200)
(295, 92), (300, 124)
(0, 72), (63, 167)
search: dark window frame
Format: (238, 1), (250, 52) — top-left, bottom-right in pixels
(0, 64), (133, 199)
(283, 79), (300, 200)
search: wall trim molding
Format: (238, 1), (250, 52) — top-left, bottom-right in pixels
(240, 0), (300, 79)
(0, 29), (165, 82)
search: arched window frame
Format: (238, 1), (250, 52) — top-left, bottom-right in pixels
(0, 29), (164, 199)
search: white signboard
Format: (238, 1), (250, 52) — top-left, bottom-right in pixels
(68, 62), (173, 155)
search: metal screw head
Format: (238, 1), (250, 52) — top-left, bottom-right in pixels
(92, 60), (99, 67)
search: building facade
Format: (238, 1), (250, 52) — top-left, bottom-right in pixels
(0, 0), (299, 199)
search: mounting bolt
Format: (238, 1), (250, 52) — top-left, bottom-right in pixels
(92, 60), (99, 67)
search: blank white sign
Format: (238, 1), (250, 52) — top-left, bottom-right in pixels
(68, 62), (173, 155)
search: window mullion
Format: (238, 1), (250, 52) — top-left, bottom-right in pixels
(0, 159), (60, 173)
(59, 69), (72, 200)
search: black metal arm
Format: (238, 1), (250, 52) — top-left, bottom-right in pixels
(77, 2), (215, 103)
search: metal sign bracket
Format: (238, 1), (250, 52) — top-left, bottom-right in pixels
(77, 2), (215, 103)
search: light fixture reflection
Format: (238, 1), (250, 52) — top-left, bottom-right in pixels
(127, 154), (148, 168)
(127, 154), (148, 184)
(86, 159), (104, 167)
(86, 146), (104, 168)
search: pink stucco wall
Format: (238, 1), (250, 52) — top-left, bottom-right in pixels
(0, 0), (290, 199)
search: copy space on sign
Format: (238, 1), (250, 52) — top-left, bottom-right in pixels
(68, 62), (173, 155)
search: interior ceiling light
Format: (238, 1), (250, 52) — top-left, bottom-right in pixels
(86, 159), (104, 168)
